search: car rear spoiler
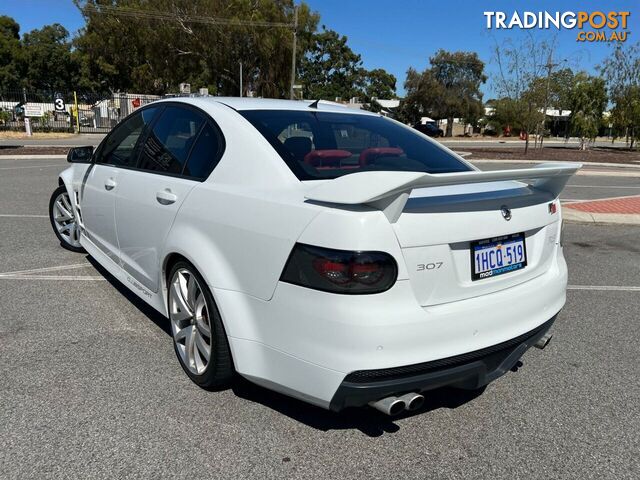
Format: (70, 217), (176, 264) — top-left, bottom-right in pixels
(305, 162), (582, 222)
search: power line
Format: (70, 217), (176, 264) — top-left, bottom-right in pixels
(84, 4), (295, 29)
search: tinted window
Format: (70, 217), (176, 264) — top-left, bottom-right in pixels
(97, 107), (158, 167)
(137, 106), (204, 174)
(332, 124), (389, 150)
(183, 123), (221, 179)
(241, 110), (471, 180)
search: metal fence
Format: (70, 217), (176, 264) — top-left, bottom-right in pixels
(0, 89), (161, 133)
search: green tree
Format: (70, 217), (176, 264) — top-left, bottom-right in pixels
(0, 16), (23, 90)
(363, 68), (396, 100)
(491, 37), (558, 153)
(608, 85), (640, 149)
(486, 95), (544, 141)
(569, 73), (607, 149)
(599, 42), (640, 148)
(298, 27), (365, 100)
(359, 68), (397, 113)
(74, 0), (318, 96)
(547, 68), (575, 113)
(526, 67), (575, 138)
(402, 50), (486, 137)
(22, 23), (79, 91)
(396, 67), (426, 124)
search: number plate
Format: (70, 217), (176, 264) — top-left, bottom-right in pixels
(471, 233), (527, 281)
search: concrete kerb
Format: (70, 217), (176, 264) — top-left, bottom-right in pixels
(562, 208), (640, 226)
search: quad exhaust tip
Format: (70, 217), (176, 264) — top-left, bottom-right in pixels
(534, 334), (553, 350)
(369, 393), (425, 415)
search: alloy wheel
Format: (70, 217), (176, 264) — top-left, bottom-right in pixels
(52, 191), (82, 248)
(169, 268), (212, 375)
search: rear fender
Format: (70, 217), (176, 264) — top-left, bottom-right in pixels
(161, 226), (249, 338)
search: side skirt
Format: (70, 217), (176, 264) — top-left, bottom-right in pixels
(81, 233), (168, 316)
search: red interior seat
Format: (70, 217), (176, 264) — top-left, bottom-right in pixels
(359, 147), (404, 166)
(304, 149), (353, 169)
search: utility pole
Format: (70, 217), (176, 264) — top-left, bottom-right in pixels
(539, 53), (559, 149)
(239, 61), (243, 97)
(289, 5), (298, 100)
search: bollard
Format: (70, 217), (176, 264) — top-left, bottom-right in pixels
(24, 117), (32, 136)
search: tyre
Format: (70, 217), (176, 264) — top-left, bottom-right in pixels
(168, 261), (234, 389)
(49, 185), (85, 253)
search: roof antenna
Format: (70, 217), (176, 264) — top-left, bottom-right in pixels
(308, 99), (320, 109)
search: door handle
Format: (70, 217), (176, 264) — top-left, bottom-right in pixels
(104, 178), (117, 191)
(156, 189), (177, 205)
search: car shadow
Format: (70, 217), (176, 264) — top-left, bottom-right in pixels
(232, 377), (486, 437)
(85, 255), (171, 336)
(86, 255), (486, 436)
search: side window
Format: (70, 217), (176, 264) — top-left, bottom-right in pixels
(137, 106), (204, 174)
(183, 123), (222, 179)
(97, 107), (158, 167)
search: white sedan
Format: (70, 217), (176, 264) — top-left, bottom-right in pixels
(50, 97), (580, 415)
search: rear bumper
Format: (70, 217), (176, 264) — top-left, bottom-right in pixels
(217, 248), (567, 410)
(329, 314), (556, 411)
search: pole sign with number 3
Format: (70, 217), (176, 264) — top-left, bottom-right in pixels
(54, 97), (66, 112)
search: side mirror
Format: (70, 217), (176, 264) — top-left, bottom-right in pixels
(67, 146), (94, 163)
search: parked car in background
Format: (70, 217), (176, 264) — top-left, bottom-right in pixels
(50, 97), (580, 415)
(413, 121), (444, 137)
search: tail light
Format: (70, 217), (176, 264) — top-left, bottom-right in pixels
(280, 243), (398, 294)
(549, 200), (564, 245)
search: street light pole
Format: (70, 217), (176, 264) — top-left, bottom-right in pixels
(239, 61), (243, 97)
(539, 53), (560, 149)
(289, 5), (298, 100)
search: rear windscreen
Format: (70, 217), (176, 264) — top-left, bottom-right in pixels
(240, 110), (471, 180)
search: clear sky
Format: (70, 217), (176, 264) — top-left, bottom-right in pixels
(2, 0), (638, 98)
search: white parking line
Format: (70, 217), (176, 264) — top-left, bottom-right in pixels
(0, 214), (48, 218)
(568, 285), (640, 292)
(0, 154), (68, 160)
(0, 263), (105, 282)
(0, 263), (90, 277)
(0, 164), (65, 170)
(0, 275), (105, 281)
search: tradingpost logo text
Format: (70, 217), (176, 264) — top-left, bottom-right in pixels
(484, 11), (631, 42)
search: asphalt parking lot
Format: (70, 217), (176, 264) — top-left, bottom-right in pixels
(1, 157), (639, 479)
